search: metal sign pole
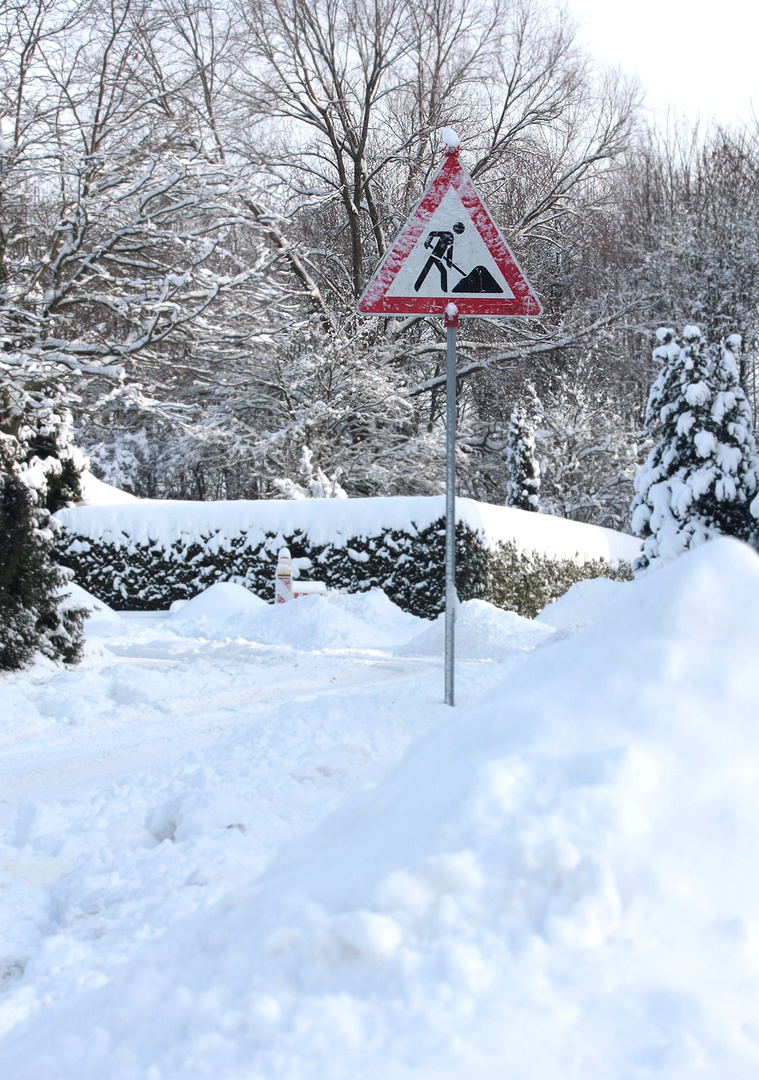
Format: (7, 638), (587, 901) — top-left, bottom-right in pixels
(444, 302), (459, 706)
(357, 129), (543, 708)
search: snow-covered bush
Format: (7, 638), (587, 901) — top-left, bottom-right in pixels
(488, 540), (632, 618)
(86, 426), (163, 499)
(504, 405), (540, 512)
(631, 326), (759, 569)
(56, 514), (477, 619)
(54, 499), (635, 620)
(0, 434), (86, 670)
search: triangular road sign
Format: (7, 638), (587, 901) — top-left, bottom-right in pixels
(359, 151), (542, 317)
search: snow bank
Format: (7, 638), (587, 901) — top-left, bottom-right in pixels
(397, 597), (555, 658)
(536, 574), (631, 630)
(60, 582), (122, 627)
(57, 495), (640, 564)
(165, 586), (426, 651)
(4, 538), (759, 1077)
(227, 591), (427, 651)
(78, 470), (139, 505)
(167, 581), (266, 634)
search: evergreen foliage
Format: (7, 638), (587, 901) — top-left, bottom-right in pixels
(631, 326), (759, 568)
(488, 542), (633, 619)
(0, 437), (86, 670)
(1, 391), (85, 514)
(504, 406), (540, 512)
(23, 415), (85, 514)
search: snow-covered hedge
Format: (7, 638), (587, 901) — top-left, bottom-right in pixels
(54, 496), (640, 618)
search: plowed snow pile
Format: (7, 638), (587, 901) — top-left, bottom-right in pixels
(3, 539), (759, 1079)
(397, 596), (555, 658)
(167, 582), (425, 650)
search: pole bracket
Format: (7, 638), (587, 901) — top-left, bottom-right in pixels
(444, 302), (459, 328)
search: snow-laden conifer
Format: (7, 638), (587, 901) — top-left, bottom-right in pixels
(15, 406), (86, 514)
(0, 433), (86, 670)
(504, 405), (540, 512)
(632, 326), (759, 568)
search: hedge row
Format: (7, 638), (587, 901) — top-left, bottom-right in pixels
(54, 515), (632, 619)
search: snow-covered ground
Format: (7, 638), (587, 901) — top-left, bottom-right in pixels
(2, 538), (759, 1077)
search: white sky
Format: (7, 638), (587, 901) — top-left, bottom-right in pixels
(567, 0), (758, 128)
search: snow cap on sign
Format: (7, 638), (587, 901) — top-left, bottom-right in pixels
(443, 128), (460, 152)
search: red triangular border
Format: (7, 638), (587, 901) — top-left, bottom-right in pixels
(358, 153), (542, 317)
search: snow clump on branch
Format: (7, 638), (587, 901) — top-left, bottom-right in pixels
(273, 446), (347, 500)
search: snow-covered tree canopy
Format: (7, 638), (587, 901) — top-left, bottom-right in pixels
(2, 0), (759, 511)
(0, 420), (85, 670)
(0, 0), (645, 502)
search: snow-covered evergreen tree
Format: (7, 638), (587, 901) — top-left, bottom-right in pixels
(504, 405), (540, 511)
(1, 389), (86, 513)
(16, 409), (86, 515)
(631, 326), (759, 568)
(0, 433), (86, 671)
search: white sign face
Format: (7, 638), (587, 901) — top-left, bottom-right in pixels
(386, 187), (516, 300)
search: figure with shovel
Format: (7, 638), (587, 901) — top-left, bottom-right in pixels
(414, 221), (466, 293)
